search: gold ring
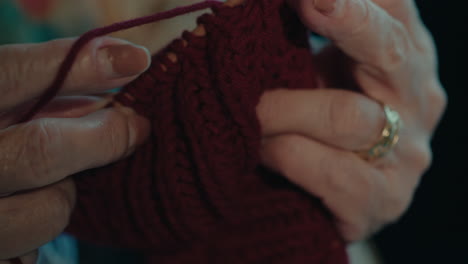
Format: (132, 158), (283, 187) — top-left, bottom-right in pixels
(356, 104), (402, 161)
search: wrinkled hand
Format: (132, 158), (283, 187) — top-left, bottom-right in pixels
(258, 0), (446, 242)
(0, 37), (151, 262)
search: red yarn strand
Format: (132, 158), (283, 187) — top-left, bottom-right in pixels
(18, 0), (223, 123)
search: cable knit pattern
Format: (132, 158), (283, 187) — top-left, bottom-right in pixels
(66, 0), (348, 263)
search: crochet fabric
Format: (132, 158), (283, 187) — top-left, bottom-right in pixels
(59, 0), (348, 263)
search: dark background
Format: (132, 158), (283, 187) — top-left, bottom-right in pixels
(375, 1), (468, 263)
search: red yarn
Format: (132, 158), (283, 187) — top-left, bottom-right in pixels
(19, 0), (223, 123)
(30, 0), (349, 263)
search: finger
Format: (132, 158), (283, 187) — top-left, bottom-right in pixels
(32, 94), (114, 119)
(260, 134), (385, 241)
(0, 107), (150, 194)
(291, 0), (412, 75)
(0, 37), (151, 111)
(0, 179), (75, 260)
(257, 89), (385, 151)
(369, 0), (436, 65)
(371, 0), (427, 36)
(0, 95), (114, 128)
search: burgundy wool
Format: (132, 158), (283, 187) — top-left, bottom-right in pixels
(26, 0), (350, 263)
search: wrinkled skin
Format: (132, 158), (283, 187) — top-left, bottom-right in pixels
(259, 0), (446, 241)
(0, 0), (446, 262)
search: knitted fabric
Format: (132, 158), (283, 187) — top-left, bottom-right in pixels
(44, 0), (348, 262)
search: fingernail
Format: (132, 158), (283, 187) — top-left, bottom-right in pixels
(314, 0), (338, 14)
(98, 44), (151, 79)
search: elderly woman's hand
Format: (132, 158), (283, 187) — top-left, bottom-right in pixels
(258, 0), (446, 242)
(0, 37), (151, 262)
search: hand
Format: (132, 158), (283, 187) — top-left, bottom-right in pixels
(258, 0), (446, 242)
(0, 37), (151, 263)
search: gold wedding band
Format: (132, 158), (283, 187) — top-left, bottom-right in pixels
(356, 104), (402, 161)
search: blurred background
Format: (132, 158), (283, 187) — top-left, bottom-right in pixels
(0, 0), (466, 263)
(0, 0), (207, 52)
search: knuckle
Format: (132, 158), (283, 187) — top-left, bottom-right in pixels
(0, 41), (66, 104)
(413, 142), (433, 174)
(102, 110), (132, 162)
(381, 190), (411, 224)
(380, 147), (431, 223)
(45, 183), (75, 236)
(414, 26), (437, 56)
(322, 161), (347, 193)
(335, 0), (371, 39)
(323, 153), (365, 194)
(20, 121), (61, 186)
(382, 160), (431, 224)
(436, 89), (448, 114)
(0, 60), (17, 96)
(327, 94), (370, 144)
(377, 22), (411, 73)
(0, 46), (31, 99)
(428, 80), (448, 117)
(256, 90), (284, 131)
(263, 135), (308, 180)
(268, 135), (303, 174)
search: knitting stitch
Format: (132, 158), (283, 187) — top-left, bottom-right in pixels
(41, 0), (349, 263)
